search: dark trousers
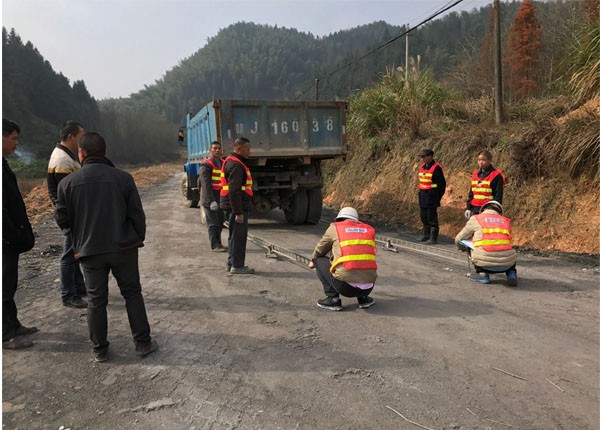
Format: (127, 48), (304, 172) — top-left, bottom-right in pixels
(2, 247), (22, 341)
(419, 206), (439, 229)
(60, 232), (86, 301)
(314, 257), (373, 299)
(227, 211), (249, 268)
(79, 249), (151, 352)
(205, 207), (225, 249)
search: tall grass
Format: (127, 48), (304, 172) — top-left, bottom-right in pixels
(348, 67), (450, 141)
(563, 17), (600, 102)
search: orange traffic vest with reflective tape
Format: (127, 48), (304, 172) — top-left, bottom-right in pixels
(470, 169), (505, 207)
(202, 157), (223, 190)
(220, 155), (253, 197)
(330, 220), (377, 272)
(473, 213), (513, 252)
(418, 162), (442, 190)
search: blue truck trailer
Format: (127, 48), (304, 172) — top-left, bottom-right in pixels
(181, 99), (348, 224)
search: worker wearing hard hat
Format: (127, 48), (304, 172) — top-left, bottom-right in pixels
(308, 207), (378, 311)
(417, 148), (446, 244)
(455, 200), (518, 286)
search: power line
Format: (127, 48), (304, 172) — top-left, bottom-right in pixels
(295, 0), (466, 100)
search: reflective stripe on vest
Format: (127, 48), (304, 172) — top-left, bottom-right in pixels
(469, 169), (505, 207)
(473, 214), (513, 252)
(330, 220), (377, 272)
(220, 155), (253, 197)
(203, 157), (223, 190)
(418, 162), (441, 190)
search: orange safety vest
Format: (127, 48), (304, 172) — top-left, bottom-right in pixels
(418, 162), (442, 190)
(330, 220), (378, 272)
(202, 157), (223, 190)
(220, 155), (253, 197)
(470, 169), (505, 207)
(473, 213), (513, 252)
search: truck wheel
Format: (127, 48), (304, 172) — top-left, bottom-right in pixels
(284, 189), (308, 225)
(181, 173), (199, 208)
(306, 189), (323, 224)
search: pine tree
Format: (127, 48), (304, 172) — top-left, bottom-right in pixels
(504, 0), (542, 100)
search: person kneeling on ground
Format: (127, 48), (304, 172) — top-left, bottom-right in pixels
(455, 200), (518, 286)
(308, 207), (378, 311)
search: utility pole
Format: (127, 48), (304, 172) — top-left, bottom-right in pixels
(314, 78), (319, 101)
(494, 0), (504, 124)
(405, 24), (410, 84)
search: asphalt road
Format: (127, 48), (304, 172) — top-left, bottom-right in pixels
(3, 174), (599, 429)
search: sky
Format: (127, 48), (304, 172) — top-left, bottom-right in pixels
(2, 0), (490, 100)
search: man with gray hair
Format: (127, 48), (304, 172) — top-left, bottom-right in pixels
(308, 207), (378, 311)
(47, 120), (87, 308)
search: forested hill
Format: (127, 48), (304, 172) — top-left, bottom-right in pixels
(2, 28), (100, 153)
(103, 4), (509, 123)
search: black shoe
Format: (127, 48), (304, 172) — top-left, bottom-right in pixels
(63, 296), (87, 309)
(211, 245), (228, 252)
(427, 238), (438, 245)
(3, 338), (33, 350)
(93, 348), (108, 363)
(15, 325), (39, 336)
(230, 266), (255, 274)
(316, 297), (343, 311)
(226, 264), (232, 272)
(357, 296), (375, 309)
(419, 236), (430, 242)
(135, 340), (159, 357)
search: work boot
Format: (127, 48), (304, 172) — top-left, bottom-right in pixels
(506, 270), (518, 287)
(63, 296), (87, 309)
(419, 226), (431, 242)
(357, 296), (375, 309)
(15, 325), (39, 337)
(428, 228), (439, 245)
(317, 296), (343, 311)
(135, 340), (159, 357)
(230, 266), (255, 275)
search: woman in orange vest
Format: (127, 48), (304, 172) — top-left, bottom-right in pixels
(418, 148), (446, 244)
(465, 150), (505, 218)
(455, 200), (517, 286)
(199, 141), (226, 252)
(308, 207), (378, 311)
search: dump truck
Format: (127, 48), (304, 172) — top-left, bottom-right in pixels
(181, 99), (348, 224)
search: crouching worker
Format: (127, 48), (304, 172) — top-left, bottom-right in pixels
(308, 207), (377, 311)
(455, 200), (518, 286)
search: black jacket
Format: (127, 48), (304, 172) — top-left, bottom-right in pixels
(55, 156), (146, 258)
(199, 157), (223, 208)
(219, 153), (253, 215)
(418, 160), (446, 208)
(2, 157), (35, 253)
(466, 165), (504, 210)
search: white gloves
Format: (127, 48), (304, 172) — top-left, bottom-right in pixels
(464, 210), (472, 219)
(209, 201), (219, 211)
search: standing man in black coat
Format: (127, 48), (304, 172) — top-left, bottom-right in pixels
(3, 119), (38, 350)
(199, 141), (227, 252)
(220, 137), (255, 274)
(56, 132), (157, 363)
(417, 148), (446, 244)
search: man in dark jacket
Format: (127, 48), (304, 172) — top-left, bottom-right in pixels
(199, 141), (226, 252)
(3, 119), (38, 350)
(55, 132), (157, 362)
(418, 148), (446, 244)
(220, 137), (255, 274)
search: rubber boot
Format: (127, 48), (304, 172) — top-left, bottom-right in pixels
(419, 226), (431, 242)
(428, 227), (439, 244)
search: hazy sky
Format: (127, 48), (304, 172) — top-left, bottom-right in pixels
(2, 0), (490, 100)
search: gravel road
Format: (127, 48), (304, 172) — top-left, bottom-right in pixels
(3, 174), (599, 430)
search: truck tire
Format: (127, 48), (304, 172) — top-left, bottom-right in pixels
(284, 189), (308, 225)
(181, 173), (199, 208)
(305, 188), (323, 224)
